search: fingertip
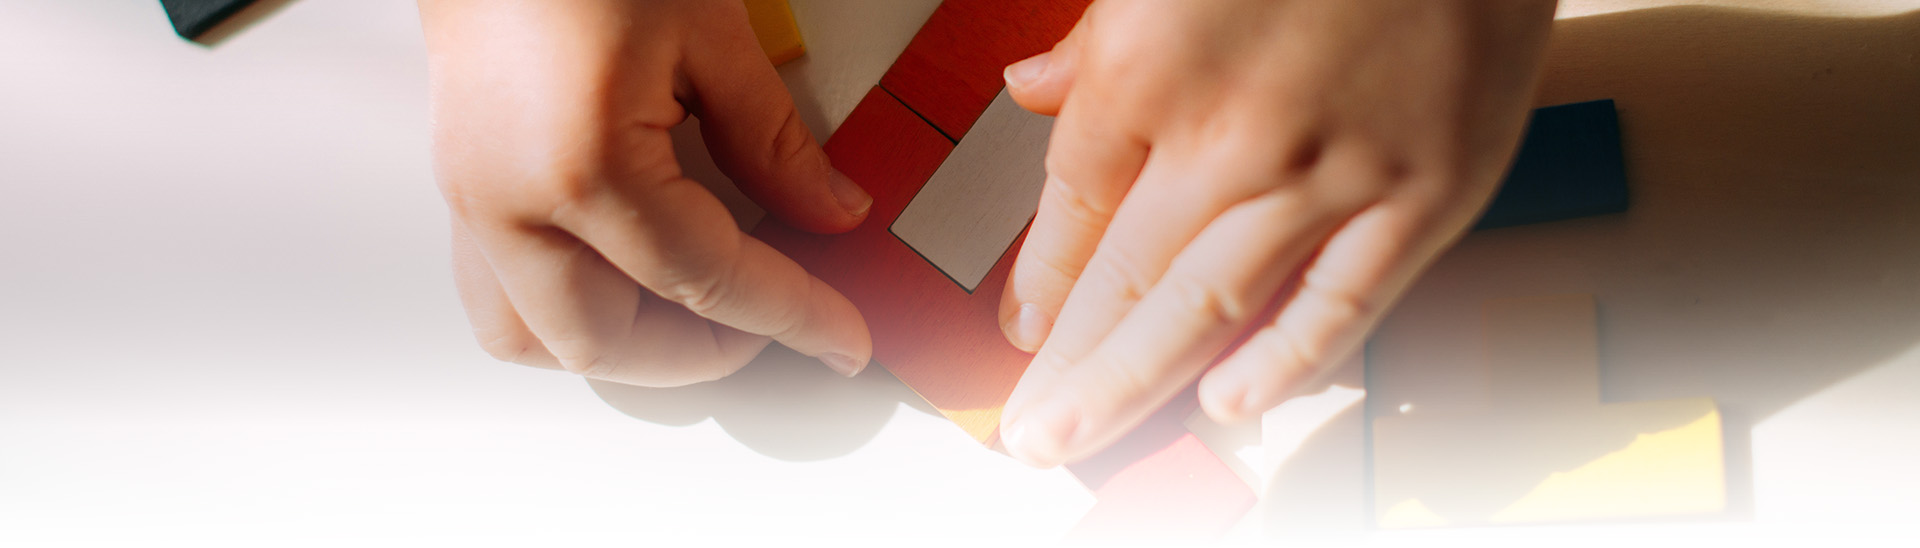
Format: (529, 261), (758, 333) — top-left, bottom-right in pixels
(999, 302), (1054, 354)
(819, 352), (867, 378)
(1004, 51), (1051, 89)
(826, 168), (872, 223)
(1001, 398), (1078, 469)
(1003, 51), (1069, 116)
(1198, 369), (1255, 423)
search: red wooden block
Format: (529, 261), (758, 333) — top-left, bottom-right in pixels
(879, 0), (1092, 141)
(1069, 430), (1258, 539)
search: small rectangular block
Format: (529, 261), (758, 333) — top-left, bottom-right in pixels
(891, 89), (1052, 292)
(1477, 99), (1630, 229)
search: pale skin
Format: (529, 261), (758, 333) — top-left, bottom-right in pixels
(420, 0), (1559, 466)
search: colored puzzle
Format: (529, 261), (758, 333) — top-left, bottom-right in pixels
(752, 0), (1634, 539)
(1370, 295), (1726, 529)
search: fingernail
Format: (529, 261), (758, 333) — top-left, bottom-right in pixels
(1004, 52), (1051, 88)
(1002, 400), (1077, 468)
(827, 168), (872, 217)
(1200, 374), (1254, 422)
(1002, 303), (1054, 353)
(820, 353), (866, 378)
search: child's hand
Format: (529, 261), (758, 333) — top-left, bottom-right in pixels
(996, 0), (1558, 467)
(422, 0), (874, 386)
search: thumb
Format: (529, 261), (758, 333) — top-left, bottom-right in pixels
(683, 3), (871, 235)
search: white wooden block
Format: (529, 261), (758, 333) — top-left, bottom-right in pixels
(890, 89), (1052, 291)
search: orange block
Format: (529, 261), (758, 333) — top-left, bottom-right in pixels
(744, 0), (805, 66)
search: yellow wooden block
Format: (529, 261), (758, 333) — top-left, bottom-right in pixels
(744, 0), (805, 66)
(1371, 295), (1727, 529)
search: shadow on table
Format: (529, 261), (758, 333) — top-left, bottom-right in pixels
(588, 343), (940, 462)
(1263, 3), (1920, 537)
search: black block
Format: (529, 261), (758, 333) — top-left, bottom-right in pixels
(1478, 99), (1630, 230)
(160, 0), (259, 40)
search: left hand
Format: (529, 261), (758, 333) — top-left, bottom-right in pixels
(995, 0), (1559, 467)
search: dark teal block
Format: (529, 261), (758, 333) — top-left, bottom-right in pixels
(1478, 99), (1630, 230)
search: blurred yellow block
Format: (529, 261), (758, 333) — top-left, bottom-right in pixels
(745, 0), (805, 66)
(1372, 295), (1727, 529)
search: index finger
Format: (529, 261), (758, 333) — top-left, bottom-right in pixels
(555, 164), (873, 376)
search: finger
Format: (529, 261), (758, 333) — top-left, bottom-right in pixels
(682, 0), (870, 235)
(1003, 184), (1366, 467)
(1011, 141), (1263, 375)
(1199, 191), (1479, 421)
(468, 218), (774, 387)
(996, 104), (1148, 353)
(553, 159), (873, 378)
(1003, 18), (1086, 116)
(450, 218), (558, 370)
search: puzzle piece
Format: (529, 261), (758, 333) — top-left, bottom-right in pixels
(879, 0), (1092, 140)
(159, 0), (258, 40)
(1478, 100), (1630, 229)
(743, 0), (806, 66)
(892, 90), (1053, 292)
(1370, 295), (1726, 529)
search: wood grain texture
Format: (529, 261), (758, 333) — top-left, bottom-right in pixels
(878, 0), (1091, 141)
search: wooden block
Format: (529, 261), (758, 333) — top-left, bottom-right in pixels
(1068, 429), (1259, 540)
(159, 0), (258, 40)
(1370, 294), (1726, 529)
(743, 0), (806, 66)
(878, 0), (1092, 141)
(1477, 99), (1630, 230)
(1483, 294), (1601, 409)
(892, 89), (1052, 292)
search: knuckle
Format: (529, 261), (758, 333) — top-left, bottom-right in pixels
(1041, 173), (1118, 228)
(1165, 275), (1245, 327)
(765, 109), (822, 174)
(474, 328), (537, 365)
(1275, 327), (1330, 378)
(1094, 352), (1160, 401)
(1300, 273), (1376, 327)
(1087, 245), (1159, 305)
(659, 255), (740, 319)
(530, 163), (605, 208)
(1027, 245), (1089, 286)
(1032, 350), (1079, 378)
(538, 334), (611, 378)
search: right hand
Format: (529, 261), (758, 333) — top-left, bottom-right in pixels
(420, 0), (874, 386)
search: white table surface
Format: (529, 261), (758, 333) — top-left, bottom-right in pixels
(3, 0), (1917, 546)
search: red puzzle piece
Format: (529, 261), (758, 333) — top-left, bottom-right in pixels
(879, 0), (1092, 141)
